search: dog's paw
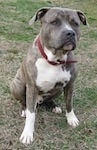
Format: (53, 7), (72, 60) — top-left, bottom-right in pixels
(66, 109), (79, 127)
(20, 129), (34, 144)
(52, 107), (62, 114)
(21, 110), (26, 118)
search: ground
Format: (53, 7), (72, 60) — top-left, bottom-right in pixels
(0, 0), (97, 150)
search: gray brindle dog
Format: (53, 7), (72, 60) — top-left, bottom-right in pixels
(10, 7), (88, 144)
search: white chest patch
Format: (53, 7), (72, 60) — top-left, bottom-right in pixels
(35, 58), (71, 93)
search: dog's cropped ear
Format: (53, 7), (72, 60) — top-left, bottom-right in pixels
(29, 7), (50, 26)
(77, 11), (89, 26)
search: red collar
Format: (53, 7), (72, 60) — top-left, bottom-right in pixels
(36, 36), (77, 66)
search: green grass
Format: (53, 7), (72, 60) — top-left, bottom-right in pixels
(0, 0), (97, 150)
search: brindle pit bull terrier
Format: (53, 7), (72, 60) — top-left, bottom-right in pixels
(10, 7), (88, 144)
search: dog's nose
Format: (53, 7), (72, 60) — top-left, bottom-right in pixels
(65, 30), (75, 38)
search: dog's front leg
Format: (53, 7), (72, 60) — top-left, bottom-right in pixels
(20, 84), (37, 144)
(64, 82), (79, 127)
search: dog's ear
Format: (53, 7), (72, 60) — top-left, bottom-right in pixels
(77, 11), (89, 26)
(29, 7), (50, 26)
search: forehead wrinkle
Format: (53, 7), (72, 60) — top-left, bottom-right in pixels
(43, 8), (80, 25)
(64, 10), (80, 22)
(44, 9), (65, 23)
(44, 12), (57, 23)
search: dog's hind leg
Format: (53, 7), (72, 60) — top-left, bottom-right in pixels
(41, 99), (62, 114)
(10, 77), (26, 117)
(40, 88), (62, 114)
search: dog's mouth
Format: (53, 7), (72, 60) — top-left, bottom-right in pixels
(63, 42), (76, 51)
(53, 40), (76, 52)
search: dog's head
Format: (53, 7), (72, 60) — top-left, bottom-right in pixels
(29, 7), (88, 54)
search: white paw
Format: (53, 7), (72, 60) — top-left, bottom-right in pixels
(20, 109), (35, 144)
(52, 107), (62, 114)
(66, 109), (79, 127)
(21, 110), (26, 118)
(20, 129), (34, 144)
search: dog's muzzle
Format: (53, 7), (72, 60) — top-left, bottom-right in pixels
(55, 30), (76, 51)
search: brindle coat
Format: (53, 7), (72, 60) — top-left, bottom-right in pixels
(10, 7), (87, 144)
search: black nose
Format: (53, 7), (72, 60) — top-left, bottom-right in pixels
(65, 30), (75, 38)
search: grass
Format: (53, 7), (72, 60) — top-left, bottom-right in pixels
(0, 0), (97, 149)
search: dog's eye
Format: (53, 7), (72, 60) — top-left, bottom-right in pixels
(51, 19), (59, 25)
(70, 19), (79, 27)
(72, 21), (79, 27)
(73, 22), (79, 26)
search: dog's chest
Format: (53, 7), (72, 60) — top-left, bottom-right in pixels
(35, 58), (71, 92)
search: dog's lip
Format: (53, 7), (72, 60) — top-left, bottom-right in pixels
(63, 44), (74, 51)
(53, 41), (76, 51)
(52, 40), (76, 52)
(63, 41), (76, 50)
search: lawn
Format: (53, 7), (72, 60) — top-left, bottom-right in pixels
(0, 0), (97, 149)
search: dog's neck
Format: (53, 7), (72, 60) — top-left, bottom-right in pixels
(36, 36), (77, 66)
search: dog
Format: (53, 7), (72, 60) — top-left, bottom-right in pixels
(10, 7), (88, 144)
